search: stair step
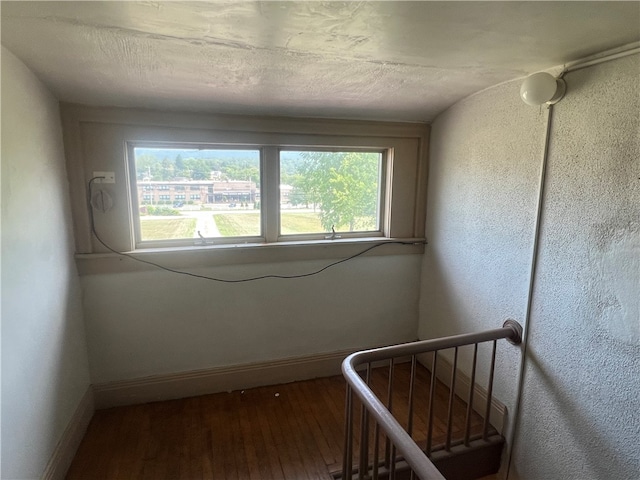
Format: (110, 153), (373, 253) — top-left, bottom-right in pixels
(431, 434), (504, 480)
(335, 434), (504, 480)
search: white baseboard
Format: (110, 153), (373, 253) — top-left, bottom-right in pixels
(93, 348), (360, 409)
(417, 352), (506, 434)
(41, 386), (95, 480)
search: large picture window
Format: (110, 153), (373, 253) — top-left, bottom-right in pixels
(62, 104), (428, 268)
(130, 145), (385, 247)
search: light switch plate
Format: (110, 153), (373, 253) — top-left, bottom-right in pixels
(93, 171), (115, 183)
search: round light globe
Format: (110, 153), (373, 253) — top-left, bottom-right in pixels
(520, 72), (561, 106)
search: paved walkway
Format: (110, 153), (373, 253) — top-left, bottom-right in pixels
(189, 211), (221, 238)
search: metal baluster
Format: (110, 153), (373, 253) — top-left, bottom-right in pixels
(372, 420), (380, 480)
(464, 343), (479, 446)
(445, 347), (458, 451)
(384, 358), (395, 469)
(426, 350), (438, 456)
(483, 340), (497, 440)
(407, 355), (417, 436)
(343, 385), (354, 479)
(407, 355), (417, 480)
(390, 444), (397, 480)
(358, 363), (372, 479)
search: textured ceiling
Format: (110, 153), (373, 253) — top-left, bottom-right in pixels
(2, 1), (639, 122)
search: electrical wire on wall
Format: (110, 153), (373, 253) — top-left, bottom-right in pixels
(504, 101), (554, 480)
(87, 177), (425, 283)
(504, 42), (640, 479)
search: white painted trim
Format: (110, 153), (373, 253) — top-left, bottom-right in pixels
(41, 386), (95, 480)
(60, 104), (429, 256)
(94, 348), (362, 409)
(417, 353), (506, 434)
(74, 239), (425, 275)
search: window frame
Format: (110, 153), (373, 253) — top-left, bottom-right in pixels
(60, 104), (428, 273)
(276, 146), (387, 243)
(128, 142), (264, 249)
(128, 142), (389, 248)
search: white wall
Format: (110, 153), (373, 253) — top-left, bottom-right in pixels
(83, 254), (421, 383)
(512, 55), (640, 479)
(421, 54), (639, 479)
(419, 73), (547, 451)
(1, 47), (92, 479)
(64, 107), (425, 386)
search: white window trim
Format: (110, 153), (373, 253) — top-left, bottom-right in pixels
(130, 143), (389, 248)
(129, 142), (266, 248)
(60, 104), (429, 274)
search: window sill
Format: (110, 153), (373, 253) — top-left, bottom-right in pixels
(74, 237), (426, 276)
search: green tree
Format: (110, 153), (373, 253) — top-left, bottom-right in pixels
(161, 157), (174, 180)
(184, 158), (209, 180)
(175, 154), (185, 176)
(297, 152), (380, 231)
(225, 164), (260, 184)
(135, 154), (157, 179)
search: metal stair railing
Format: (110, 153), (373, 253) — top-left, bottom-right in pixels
(341, 320), (523, 480)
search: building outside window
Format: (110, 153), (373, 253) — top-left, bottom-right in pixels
(131, 146), (385, 245)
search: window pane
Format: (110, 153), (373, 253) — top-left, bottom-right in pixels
(133, 147), (260, 242)
(280, 150), (382, 235)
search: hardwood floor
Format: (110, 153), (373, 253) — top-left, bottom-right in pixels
(66, 363), (486, 479)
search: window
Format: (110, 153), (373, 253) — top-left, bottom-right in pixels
(130, 145), (385, 246)
(64, 104), (427, 264)
(280, 150), (382, 237)
(132, 147), (261, 244)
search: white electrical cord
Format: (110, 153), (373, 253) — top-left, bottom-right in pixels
(504, 103), (553, 480)
(505, 44), (639, 479)
(561, 43), (640, 75)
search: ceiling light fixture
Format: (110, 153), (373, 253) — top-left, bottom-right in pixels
(520, 72), (566, 106)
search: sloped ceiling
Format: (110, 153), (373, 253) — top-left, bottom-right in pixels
(2, 1), (639, 122)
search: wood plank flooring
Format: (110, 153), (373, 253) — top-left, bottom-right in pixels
(66, 363), (486, 480)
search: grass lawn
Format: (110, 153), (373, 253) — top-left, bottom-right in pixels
(141, 212), (372, 239)
(212, 212), (324, 236)
(213, 213), (261, 236)
(282, 212), (376, 234)
(280, 212), (324, 234)
(140, 218), (196, 240)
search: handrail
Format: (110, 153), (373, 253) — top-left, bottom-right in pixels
(341, 320), (522, 480)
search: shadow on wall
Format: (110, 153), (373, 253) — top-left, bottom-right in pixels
(420, 239), (526, 344)
(420, 247), (465, 338)
(515, 350), (628, 479)
(419, 245), (522, 406)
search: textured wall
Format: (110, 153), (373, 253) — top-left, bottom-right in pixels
(1, 47), (92, 478)
(511, 55), (639, 479)
(422, 54), (639, 479)
(419, 77), (547, 442)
